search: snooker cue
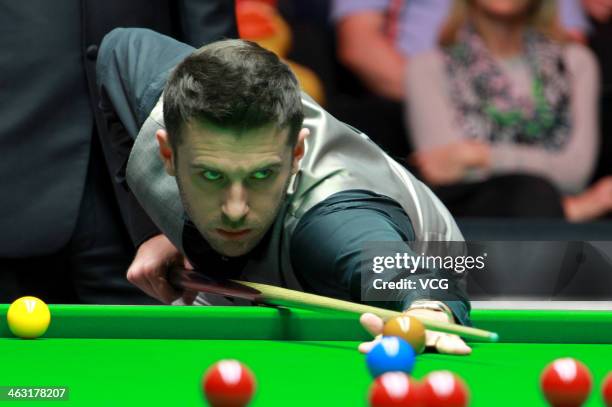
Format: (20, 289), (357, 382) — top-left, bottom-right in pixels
(169, 267), (499, 342)
(238, 280), (498, 342)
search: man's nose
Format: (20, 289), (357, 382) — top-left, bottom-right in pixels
(222, 183), (249, 223)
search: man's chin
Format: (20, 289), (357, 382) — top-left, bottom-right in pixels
(216, 246), (253, 258)
(207, 237), (259, 258)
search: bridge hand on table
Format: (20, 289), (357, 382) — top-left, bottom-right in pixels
(127, 234), (197, 305)
(358, 310), (472, 355)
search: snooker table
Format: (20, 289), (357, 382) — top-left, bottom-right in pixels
(1, 305), (612, 406)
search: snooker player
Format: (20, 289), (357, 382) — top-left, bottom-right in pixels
(96, 28), (471, 355)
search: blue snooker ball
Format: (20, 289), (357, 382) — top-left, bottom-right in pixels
(366, 336), (416, 378)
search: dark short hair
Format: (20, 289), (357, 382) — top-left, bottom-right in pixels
(163, 39), (304, 148)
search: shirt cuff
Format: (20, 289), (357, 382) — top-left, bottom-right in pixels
(402, 298), (472, 327)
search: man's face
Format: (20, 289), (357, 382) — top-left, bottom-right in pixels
(157, 122), (307, 258)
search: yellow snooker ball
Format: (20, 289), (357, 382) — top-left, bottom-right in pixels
(7, 296), (51, 339)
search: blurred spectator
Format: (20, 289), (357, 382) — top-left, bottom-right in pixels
(0, 1), (237, 303)
(583, 0), (612, 180)
(582, 0), (612, 22)
(236, 0), (326, 104)
(406, 0), (611, 221)
(332, 0), (588, 101)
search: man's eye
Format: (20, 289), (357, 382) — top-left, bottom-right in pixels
(251, 169), (272, 180)
(202, 170), (223, 181)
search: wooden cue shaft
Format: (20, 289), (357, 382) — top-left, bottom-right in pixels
(235, 280), (498, 342)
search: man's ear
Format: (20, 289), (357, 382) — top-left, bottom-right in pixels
(156, 129), (176, 176)
(291, 128), (310, 174)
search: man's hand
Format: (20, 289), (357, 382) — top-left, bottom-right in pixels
(358, 310), (472, 355)
(127, 234), (196, 304)
(410, 140), (490, 186)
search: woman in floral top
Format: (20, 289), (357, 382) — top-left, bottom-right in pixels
(406, 0), (610, 221)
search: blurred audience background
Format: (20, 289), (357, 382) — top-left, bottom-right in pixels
(406, 0), (599, 221)
(236, 0), (326, 104)
(250, 0), (612, 222)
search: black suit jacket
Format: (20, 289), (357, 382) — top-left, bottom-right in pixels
(0, 0), (236, 256)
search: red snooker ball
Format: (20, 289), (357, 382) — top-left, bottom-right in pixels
(602, 372), (612, 407)
(540, 358), (592, 407)
(203, 360), (256, 407)
(368, 372), (423, 407)
(421, 371), (469, 407)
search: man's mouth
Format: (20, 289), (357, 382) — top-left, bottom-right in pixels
(216, 228), (252, 240)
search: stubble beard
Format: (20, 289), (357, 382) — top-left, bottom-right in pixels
(175, 174), (293, 257)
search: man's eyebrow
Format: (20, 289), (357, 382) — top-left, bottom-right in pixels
(189, 159), (284, 173)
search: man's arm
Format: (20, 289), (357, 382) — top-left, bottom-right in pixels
(96, 28), (196, 248)
(290, 190), (471, 354)
(289, 190), (471, 325)
(96, 28), (199, 302)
